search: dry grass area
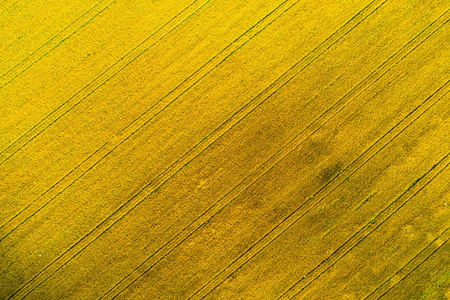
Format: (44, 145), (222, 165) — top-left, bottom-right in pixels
(1, 0), (449, 299)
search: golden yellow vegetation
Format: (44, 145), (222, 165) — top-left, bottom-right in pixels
(0, 0), (449, 299)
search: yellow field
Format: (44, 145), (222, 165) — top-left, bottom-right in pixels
(0, 0), (449, 299)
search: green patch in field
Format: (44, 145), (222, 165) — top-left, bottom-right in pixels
(355, 192), (376, 210)
(420, 269), (450, 300)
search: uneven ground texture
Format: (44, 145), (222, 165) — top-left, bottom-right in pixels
(0, 0), (449, 299)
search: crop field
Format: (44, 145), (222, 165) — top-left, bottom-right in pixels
(0, 0), (449, 299)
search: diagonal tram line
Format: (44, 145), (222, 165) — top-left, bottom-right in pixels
(3, 0), (314, 298)
(3, 0), (446, 290)
(283, 151), (450, 299)
(0, 0), (212, 230)
(0, 0), (303, 241)
(0, 0), (386, 242)
(1, 0), (394, 238)
(7, 0), (450, 298)
(0, 0), (208, 164)
(365, 227), (450, 299)
(378, 241), (450, 300)
(0, 0), (111, 82)
(4, 0), (388, 299)
(187, 12), (450, 299)
(376, 239), (450, 299)
(104, 0), (301, 139)
(193, 81), (450, 299)
(0, 0), (311, 230)
(106, 5), (450, 300)
(111, 8), (450, 300)
(0, 0), (212, 233)
(0, 141), (107, 230)
(3, 1), (446, 298)
(100, 2), (403, 299)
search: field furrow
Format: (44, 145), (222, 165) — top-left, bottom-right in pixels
(1, 0), (448, 299)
